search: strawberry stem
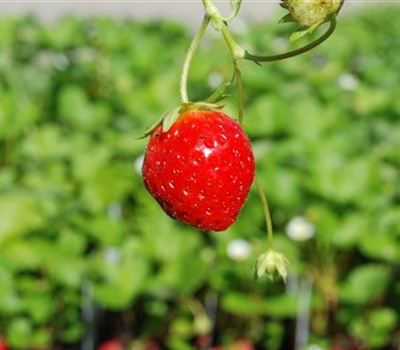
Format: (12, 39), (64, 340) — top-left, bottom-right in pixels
(243, 19), (337, 63)
(180, 15), (210, 103)
(255, 176), (274, 249)
(219, 23), (246, 124)
(234, 65), (245, 125)
(202, 0), (243, 24)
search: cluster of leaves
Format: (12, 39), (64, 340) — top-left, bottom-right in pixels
(0, 6), (399, 349)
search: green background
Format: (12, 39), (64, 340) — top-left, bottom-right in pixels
(0, 5), (399, 350)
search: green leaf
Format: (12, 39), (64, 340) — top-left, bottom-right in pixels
(339, 264), (390, 305)
(22, 294), (54, 324)
(359, 231), (400, 263)
(0, 193), (43, 245)
(370, 308), (398, 332)
(332, 214), (367, 249)
(7, 317), (33, 349)
(349, 308), (398, 348)
(221, 292), (268, 316)
(94, 257), (150, 309)
(57, 85), (111, 131)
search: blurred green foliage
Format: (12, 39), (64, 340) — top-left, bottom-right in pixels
(0, 6), (399, 350)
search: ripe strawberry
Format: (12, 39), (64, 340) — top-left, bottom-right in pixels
(142, 109), (255, 231)
(0, 339), (8, 350)
(97, 339), (124, 350)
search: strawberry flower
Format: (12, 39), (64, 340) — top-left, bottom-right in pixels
(227, 239), (252, 261)
(255, 249), (289, 282)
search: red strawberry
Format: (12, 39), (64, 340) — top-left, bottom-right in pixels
(97, 339), (124, 350)
(142, 109), (255, 231)
(0, 338), (8, 350)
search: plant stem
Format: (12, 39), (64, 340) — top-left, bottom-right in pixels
(244, 19), (336, 63)
(202, 0), (243, 23)
(180, 15), (210, 103)
(202, 0), (220, 21)
(220, 24), (246, 124)
(220, 24), (245, 61)
(234, 65), (244, 125)
(255, 176), (274, 249)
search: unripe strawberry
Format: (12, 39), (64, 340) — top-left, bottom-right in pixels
(282, 0), (343, 28)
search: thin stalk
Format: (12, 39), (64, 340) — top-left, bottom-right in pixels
(244, 19), (336, 63)
(202, 0), (242, 23)
(235, 65), (244, 125)
(202, 0), (220, 21)
(220, 24), (246, 124)
(220, 23), (245, 60)
(180, 15), (210, 103)
(255, 176), (274, 249)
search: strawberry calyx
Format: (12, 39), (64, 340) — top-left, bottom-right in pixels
(136, 102), (225, 139)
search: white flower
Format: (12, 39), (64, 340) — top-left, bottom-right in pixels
(286, 216), (315, 241)
(104, 247), (121, 265)
(337, 73), (359, 91)
(305, 345), (324, 350)
(207, 72), (224, 90)
(107, 202), (122, 220)
(226, 239), (252, 261)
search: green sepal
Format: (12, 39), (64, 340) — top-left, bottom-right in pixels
(134, 106), (182, 139)
(279, 13), (296, 24)
(306, 21), (324, 34)
(134, 113), (165, 140)
(289, 29), (309, 42)
(161, 106), (182, 132)
(204, 71), (236, 104)
(204, 82), (232, 104)
(289, 20), (325, 42)
(279, 2), (288, 9)
(135, 101), (226, 139)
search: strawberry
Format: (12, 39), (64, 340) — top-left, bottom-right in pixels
(97, 339), (124, 350)
(142, 109), (255, 231)
(281, 0), (343, 29)
(0, 338), (8, 350)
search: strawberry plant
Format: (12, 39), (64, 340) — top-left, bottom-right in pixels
(139, 0), (343, 281)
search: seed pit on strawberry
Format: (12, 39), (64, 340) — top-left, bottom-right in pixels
(179, 211), (189, 219)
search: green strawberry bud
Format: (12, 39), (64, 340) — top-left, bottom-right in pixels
(282, 0), (344, 29)
(255, 249), (289, 282)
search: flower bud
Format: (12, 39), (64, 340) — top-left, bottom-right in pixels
(255, 249), (289, 282)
